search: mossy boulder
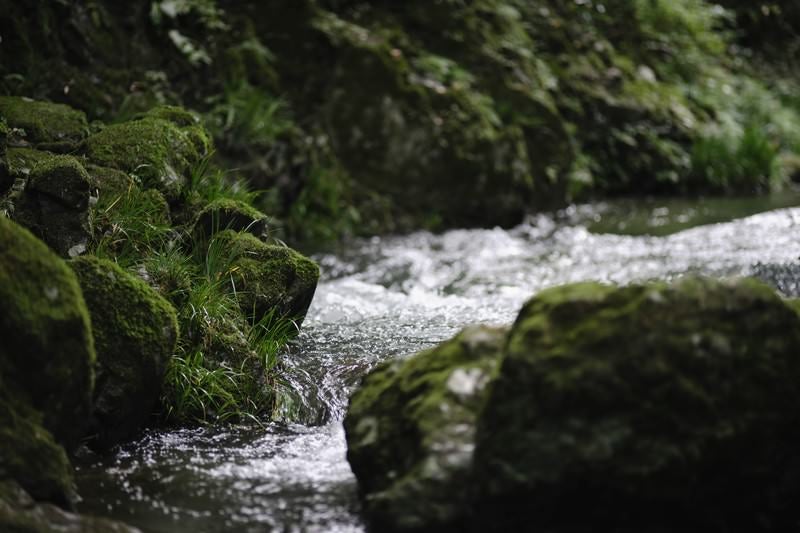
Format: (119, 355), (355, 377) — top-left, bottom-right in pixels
(346, 277), (800, 531)
(86, 114), (211, 201)
(70, 256), (179, 449)
(0, 216), (95, 451)
(215, 230), (319, 323)
(12, 155), (94, 257)
(0, 480), (140, 533)
(84, 164), (135, 201)
(5, 147), (53, 180)
(345, 325), (506, 532)
(191, 198), (268, 238)
(0, 378), (74, 507)
(0, 96), (89, 152)
(475, 277), (800, 531)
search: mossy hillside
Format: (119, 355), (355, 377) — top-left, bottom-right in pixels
(70, 256), (179, 449)
(0, 96), (89, 152)
(0, 217), (94, 451)
(310, 10), (568, 228)
(214, 230), (319, 323)
(345, 325), (507, 531)
(0, 378), (74, 508)
(474, 277), (800, 531)
(86, 116), (210, 201)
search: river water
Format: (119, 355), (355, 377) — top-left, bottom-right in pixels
(75, 198), (800, 532)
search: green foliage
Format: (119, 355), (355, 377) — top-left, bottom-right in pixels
(91, 186), (172, 268)
(204, 82), (293, 153)
(284, 163), (361, 243)
(162, 348), (257, 424)
(184, 153), (260, 206)
(162, 309), (298, 425)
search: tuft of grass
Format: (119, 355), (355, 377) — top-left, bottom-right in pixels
(184, 153), (260, 206)
(162, 347), (261, 424)
(91, 186), (172, 268)
(162, 309), (299, 424)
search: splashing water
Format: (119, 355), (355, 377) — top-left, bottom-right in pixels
(76, 202), (800, 532)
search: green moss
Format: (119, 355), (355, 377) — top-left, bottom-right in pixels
(345, 325), (507, 530)
(474, 276), (800, 530)
(5, 148), (54, 179)
(143, 106), (213, 156)
(28, 155), (92, 209)
(214, 230), (319, 323)
(0, 96), (88, 152)
(192, 198), (267, 237)
(143, 105), (200, 127)
(84, 164), (135, 201)
(0, 216), (94, 451)
(70, 255), (178, 449)
(0, 378), (74, 507)
(86, 116), (210, 200)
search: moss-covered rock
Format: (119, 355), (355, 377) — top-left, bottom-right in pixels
(0, 480), (140, 533)
(475, 277), (800, 531)
(12, 155), (94, 257)
(0, 96), (88, 152)
(191, 198), (268, 238)
(345, 325), (506, 532)
(0, 216), (94, 451)
(84, 164), (135, 201)
(215, 230), (319, 323)
(345, 277), (800, 531)
(0, 378), (74, 507)
(85, 115), (210, 201)
(70, 256), (179, 449)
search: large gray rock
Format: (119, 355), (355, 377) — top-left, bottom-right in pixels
(345, 325), (505, 531)
(345, 277), (800, 532)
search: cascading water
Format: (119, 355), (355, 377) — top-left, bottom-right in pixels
(75, 200), (800, 532)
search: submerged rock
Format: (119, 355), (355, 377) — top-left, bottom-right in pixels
(0, 377), (74, 506)
(345, 277), (800, 532)
(12, 154), (94, 257)
(0, 480), (140, 533)
(0, 96), (89, 152)
(345, 325), (506, 532)
(70, 256), (179, 449)
(215, 230), (319, 324)
(0, 216), (95, 451)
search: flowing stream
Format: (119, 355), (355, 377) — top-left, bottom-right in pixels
(75, 197), (800, 532)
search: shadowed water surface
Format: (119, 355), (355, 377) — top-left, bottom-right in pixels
(76, 201), (800, 532)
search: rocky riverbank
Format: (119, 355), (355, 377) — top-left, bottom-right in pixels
(0, 97), (319, 530)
